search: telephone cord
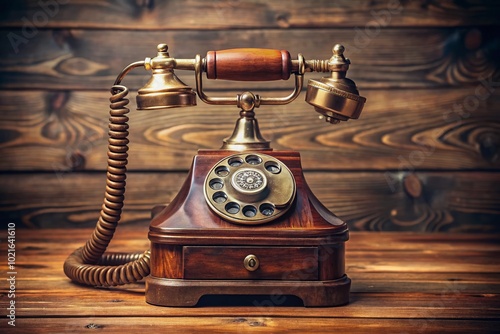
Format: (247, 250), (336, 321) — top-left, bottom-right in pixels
(63, 85), (151, 286)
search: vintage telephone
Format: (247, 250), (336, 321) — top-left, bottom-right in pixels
(64, 43), (366, 307)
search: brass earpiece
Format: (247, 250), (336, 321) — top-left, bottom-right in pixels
(136, 44), (197, 110)
(305, 44), (366, 124)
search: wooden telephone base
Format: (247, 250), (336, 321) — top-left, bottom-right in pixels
(146, 150), (350, 307)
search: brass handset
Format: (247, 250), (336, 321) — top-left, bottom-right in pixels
(64, 43), (366, 298)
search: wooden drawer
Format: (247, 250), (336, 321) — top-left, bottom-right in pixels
(183, 246), (318, 280)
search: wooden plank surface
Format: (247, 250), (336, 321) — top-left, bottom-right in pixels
(6, 318), (500, 334)
(1, 172), (499, 231)
(0, 228), (498, 332)
(1, 0), (499, 29)
(1, 88), (498, 172)
(0, 0), (499, 238)
(1, 27), (498, 90)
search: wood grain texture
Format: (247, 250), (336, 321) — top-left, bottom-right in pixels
(0, 27), (498, 90)
(4, 318), (498, 333)
(0, 88), (498, 172)
(1, 0), (499, 29)
(150, 244), (183, 279)
(183, 246), (318, 280)
(0, 0), (498, 235)
(0, 172), (498, 232)
(205, 48), (292, 81)
(0, 228), (498, 332)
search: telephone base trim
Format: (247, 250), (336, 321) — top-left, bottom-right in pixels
(145, 275), (351, 307)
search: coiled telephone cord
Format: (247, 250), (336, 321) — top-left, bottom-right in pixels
(63, 85), (151, 286)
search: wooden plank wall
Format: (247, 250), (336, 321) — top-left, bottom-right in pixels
(0, 0), (499, 231)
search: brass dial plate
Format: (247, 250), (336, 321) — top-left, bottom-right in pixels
(204, 153), (296, 225)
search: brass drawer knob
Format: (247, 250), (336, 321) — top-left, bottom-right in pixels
(243, 254), (260, 271)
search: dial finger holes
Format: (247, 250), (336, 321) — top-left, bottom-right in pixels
(242, 205), (257, 218)
(260, 203), (275, 216)
(245, 154), (262, 165)
(209, 178), (224, 190)
(204, 152), (296, 225)
(225, 202), (240, 214)
(212, 191), (227, 204)
(228, 157), (243, 167)
(265, 161), (281, 174)
(215, 166), (229, 177)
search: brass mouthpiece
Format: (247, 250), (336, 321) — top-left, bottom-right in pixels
(305, 45), (366, 124)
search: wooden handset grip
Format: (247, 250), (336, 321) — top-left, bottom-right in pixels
(205, 48), (292, 81)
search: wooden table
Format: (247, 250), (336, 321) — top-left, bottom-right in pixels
(1, 226), (499, 333)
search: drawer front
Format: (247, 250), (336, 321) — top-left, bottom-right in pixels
(183, 246), (318, 280)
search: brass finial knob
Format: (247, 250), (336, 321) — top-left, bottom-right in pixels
(332, 44), (345, 56)
(157, 44), (168, 52)
(330, 44), (349, 67)
(156, 44), (169, 57)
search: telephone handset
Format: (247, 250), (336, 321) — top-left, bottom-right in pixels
(64, 43), (366, 307)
